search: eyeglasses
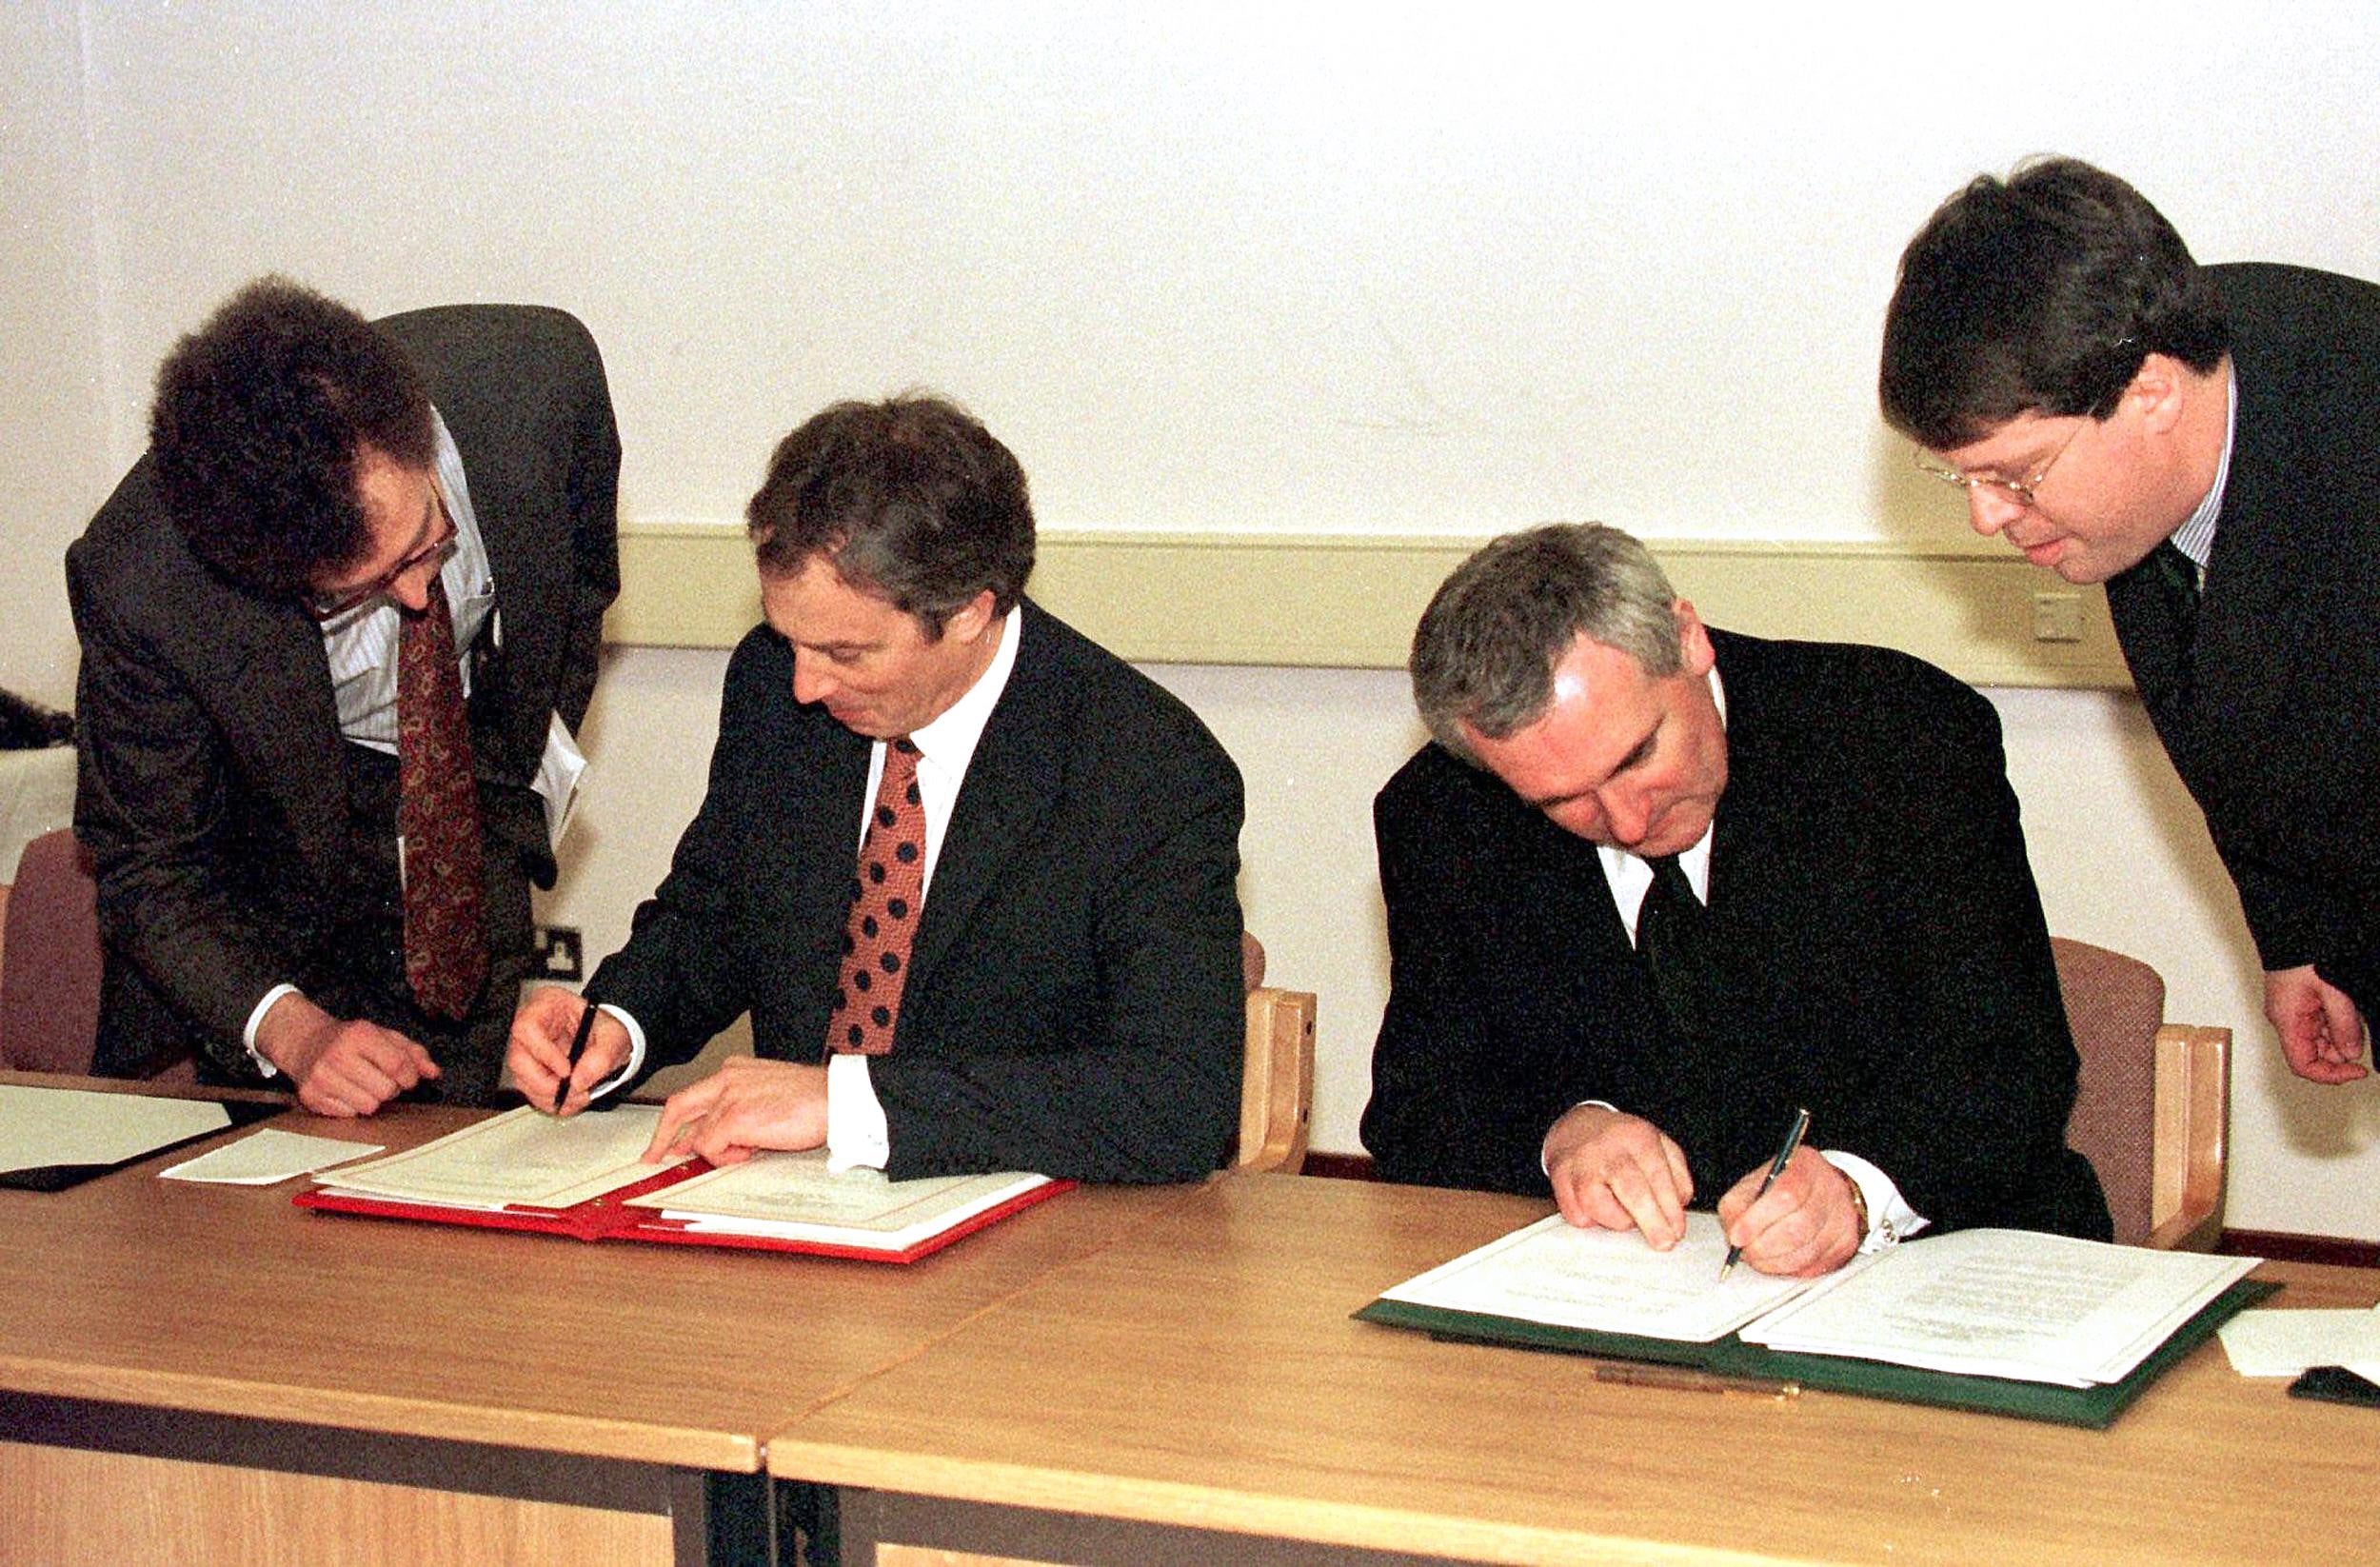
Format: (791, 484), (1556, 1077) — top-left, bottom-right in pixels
(1912, 418), (2086, 509)
(305, 497), (458, 621)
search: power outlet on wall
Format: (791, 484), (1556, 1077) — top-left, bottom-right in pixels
(534, 925), (584, 982)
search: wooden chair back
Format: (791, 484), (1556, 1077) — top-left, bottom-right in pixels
(1238, 933), (1314, 1173)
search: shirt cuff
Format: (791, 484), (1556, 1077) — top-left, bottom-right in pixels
(242, 984), (302, 1079)
(826, 1053), (890, 1172)
(1820, 1149), (1928, 1251)
(585, 1002), (645, 1101)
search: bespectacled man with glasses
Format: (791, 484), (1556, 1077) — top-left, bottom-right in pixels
(68, 277), (619, 1115)
(1879, 155), (2380, 1088)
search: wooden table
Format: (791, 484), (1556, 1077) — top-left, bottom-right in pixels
(768, 1173), (2380, 1567)
(0, 1078), (1192, 1567)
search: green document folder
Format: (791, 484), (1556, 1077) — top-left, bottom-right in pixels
(1355, 1278), (2275, 1429)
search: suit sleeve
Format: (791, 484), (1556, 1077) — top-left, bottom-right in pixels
(1363, 765), (1588, 1196)
(872, 731), (1247, 1185)
(583, 637), (770, 1061)
(1835, 685), (2100, 1236)
(67, 551), (287, 1068)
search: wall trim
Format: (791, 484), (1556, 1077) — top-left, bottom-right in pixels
(607, 525), (2135, 690)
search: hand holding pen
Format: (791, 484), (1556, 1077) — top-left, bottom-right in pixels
(1718, 1106), (1810, 1279)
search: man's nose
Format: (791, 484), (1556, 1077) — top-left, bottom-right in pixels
(1600, 787), (1651, 848)
(791, 649), (835, 706)
(390, 570), (435, 615)
(1966, 484), (2026, 538)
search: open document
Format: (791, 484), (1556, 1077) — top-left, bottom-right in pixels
(1364, 1214), (2261, 1398)
(299, 1105), (1068, 1262)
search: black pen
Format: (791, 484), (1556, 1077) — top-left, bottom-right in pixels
(1719, 1105), (1810, 1280)
(554, 991), (599, 1114)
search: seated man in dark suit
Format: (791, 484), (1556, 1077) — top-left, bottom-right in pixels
(1364, 525), (2108, 1276)
(508, 394), (1245, 1185)
(69, 277), (620, 1114)
(1881, 155), (2380, 1086)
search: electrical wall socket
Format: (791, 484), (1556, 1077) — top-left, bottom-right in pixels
(2031, 590), (2084, 644)
(533, 925), (584, 981)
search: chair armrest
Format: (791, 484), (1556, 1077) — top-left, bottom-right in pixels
(1238, 984), (1315, 1174)
(2147, 1023), (2230, 1251)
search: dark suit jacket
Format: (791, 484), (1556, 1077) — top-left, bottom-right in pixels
(1364, 630), (2109, 1240)
(68, 306), (621, 1092)
(590, 600), (1246, 1184)
(2104, 263), (2380, 1019)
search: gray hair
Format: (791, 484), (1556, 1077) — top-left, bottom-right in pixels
(1409, 524), (1683, 764)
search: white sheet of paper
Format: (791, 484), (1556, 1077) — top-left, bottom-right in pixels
(0, 1083), (230, 1175)
(1742, 1228), (2256, 1387)
(1378, 1211), (1817, 1344)
(2217, 1307), (2380, 1377)
(316, 1104), (680, 1209)
(159, 1128), (383, 1185)
(633, 1151), (1049, 1249)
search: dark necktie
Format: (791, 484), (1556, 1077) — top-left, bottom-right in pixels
(2146, 539), (2204, 652)
(397, 573), (486, 1020)
(1636, 854), (1716, 1044)
(827, 738), (926, 1057)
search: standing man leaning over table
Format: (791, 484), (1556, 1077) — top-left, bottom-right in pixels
(1881, 156), (2380, 1086)
(1363, 525), (2108, 1278)
(69, 278), (620, 1113)
(509, 393), (1246, 1184)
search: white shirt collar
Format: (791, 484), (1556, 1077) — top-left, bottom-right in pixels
(1597, 664), (1725, 937)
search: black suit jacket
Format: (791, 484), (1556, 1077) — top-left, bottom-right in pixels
(68, 305), (621, 1090)
(2104, 263), (2380, 1018)
(1364, 631), (2108, 1240)
(590, 601), (1246, 1184)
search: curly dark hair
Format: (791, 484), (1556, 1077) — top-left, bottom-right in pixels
(745, 393), (1035, 636)
(149, 276), (434, 600)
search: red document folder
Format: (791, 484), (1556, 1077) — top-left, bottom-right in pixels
(295, 1160), (1073, 1264)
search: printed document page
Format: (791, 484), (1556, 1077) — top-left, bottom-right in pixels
(318, 1105), (684, 1209)
(0, 1084), (230, 1175)
(1378, 1211), (1818, 1343)
(1741, 1228), (2257, 1386)
(632, 1152), (1049, 1251)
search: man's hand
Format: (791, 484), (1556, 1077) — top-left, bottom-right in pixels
(1541, 1105), (1693, 1249)
(506, 985), (632, 1114)
(254, 992), (437, 1118)
(643, 1057), (830, 1165)
(1716, 1146), (1863, 1278)
(2265, 965), (2370, 1084)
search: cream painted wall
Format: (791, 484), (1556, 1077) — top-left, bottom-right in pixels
(7, 3), (2379, 1238)
(1, 0), (108, 708)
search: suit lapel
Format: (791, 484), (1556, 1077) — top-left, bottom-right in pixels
(204, 586), (351, 883)
(906, 607), (1061, 1000)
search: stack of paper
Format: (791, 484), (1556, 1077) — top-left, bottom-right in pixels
(1738, 1229), (2256, 1388)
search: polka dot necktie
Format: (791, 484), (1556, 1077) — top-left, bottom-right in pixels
(396, 573), (487, 1021)
(827, 737), (925, 1056)
(1636, 853), (1715, 1046)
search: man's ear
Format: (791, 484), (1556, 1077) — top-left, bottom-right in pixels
(1674, 599), (1716, 677)
(2127, 353), (2192, 437)
(943, 588), (999, 644)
